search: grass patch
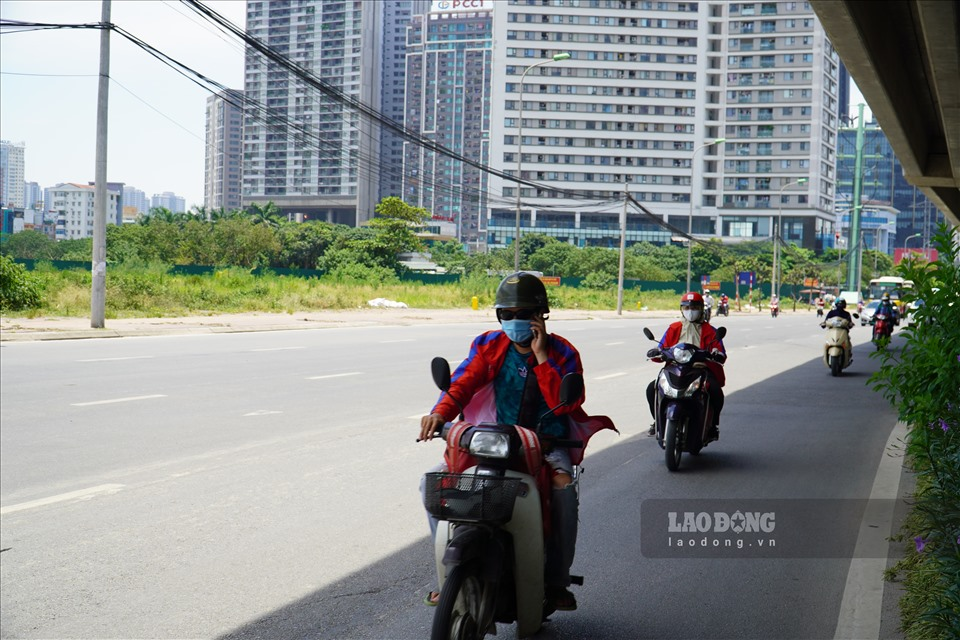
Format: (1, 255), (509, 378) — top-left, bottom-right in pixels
(0, 266), (703, 318)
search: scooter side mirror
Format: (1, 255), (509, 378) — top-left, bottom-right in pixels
(642, 327), (655, 341)
(715, 326), (727, 341)
(852, 313), (860, 319)
(559, 372), (584, 406)
(431, 357), (451, 392)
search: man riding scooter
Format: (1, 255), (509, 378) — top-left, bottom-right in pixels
(822, 298), (854, 363)
(645, 292), (726, 439)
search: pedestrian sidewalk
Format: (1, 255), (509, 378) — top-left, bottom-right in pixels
(0, 307), (677, 342)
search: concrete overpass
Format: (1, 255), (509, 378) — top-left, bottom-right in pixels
(812, 0), (959, 227)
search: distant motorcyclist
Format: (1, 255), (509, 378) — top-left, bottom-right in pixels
(872, 292), (896, 335)
(874, 293), (895, 318)
(719, 293), (729, 316)
(702, 292), (714, 322)
(646, 292), (726, 439)
(815, 296), (825, 318)
(822, 298), (854, 360)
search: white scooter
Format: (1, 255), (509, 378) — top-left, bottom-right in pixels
(821, 313), (858, 376)
(423, 358), (584, 640)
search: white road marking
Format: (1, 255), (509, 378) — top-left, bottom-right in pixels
(605, 341), (625, 346)
(71, 394), (167, 407)
(0, 484), (125, 515)
(77, 356), (154, 362)
(244, 410), (283, 416)
(595, 372), (628, 380)
(250, 347), (305, 352)
(833, 421), (907, 639)
(380, 339), (416, 343)
(305, 372), (363, 380)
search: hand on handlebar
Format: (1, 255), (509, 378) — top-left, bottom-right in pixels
(418, 413), (446, 442)
(646, 348), (661, 359)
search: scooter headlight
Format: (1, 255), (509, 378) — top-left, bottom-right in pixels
(468, 431), (511, 459)
(659, 372), (702, 398)
(671, 346), (695, 364)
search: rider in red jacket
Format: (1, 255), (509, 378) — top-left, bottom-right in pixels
(646, 292), (727, 438)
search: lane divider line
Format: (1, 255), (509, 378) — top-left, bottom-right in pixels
(72, 394), (167, 407)
(1, 484), (125, 515)
(77, 356), (154, 362)
(305, 372), (363, 380)
(595, 372), (628, 380)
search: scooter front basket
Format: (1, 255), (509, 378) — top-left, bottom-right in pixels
(423, 472), (521, 524)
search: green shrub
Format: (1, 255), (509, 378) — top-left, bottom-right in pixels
(0, 255), (43, 311)
(871, 223), (960, 639)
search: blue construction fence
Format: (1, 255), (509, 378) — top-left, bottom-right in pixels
(11, 259), (775, 297)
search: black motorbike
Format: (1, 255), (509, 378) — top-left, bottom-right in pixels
(716, 300), (729, 317)
(643, 326), (727, 471)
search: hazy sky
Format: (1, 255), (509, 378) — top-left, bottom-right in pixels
(2, 1), (872, 211)
(1, 0), (246, 209)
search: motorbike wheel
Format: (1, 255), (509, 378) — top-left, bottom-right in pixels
(431, 563), (485, 640)
(664, 418), (683, 471)
(830, 355), (842, 377)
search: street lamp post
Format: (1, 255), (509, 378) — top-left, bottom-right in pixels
(902, 232), (922, 253)
(685, 137), (725, 292)
(514, 52), (571, 271)
(772, 177), (807, 300)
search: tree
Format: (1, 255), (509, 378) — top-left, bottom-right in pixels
(246, 201), (283, 228)
(528, 239), (577, 276)
(0, 230), (59, 260)
(276, 221), (339, 269)
(367, 196), (429, 258)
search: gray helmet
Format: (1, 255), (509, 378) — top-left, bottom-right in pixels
(494, 272), (549, 313)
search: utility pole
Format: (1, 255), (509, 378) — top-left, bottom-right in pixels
(91, 0), (111, 328)
(616, 185), (627, 315)
(845, 103), (866, 293)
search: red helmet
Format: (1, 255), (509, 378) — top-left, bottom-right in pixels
(680, 292), (704, 308)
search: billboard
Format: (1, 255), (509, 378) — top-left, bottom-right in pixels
(431, 0), (493, 13)
(894, 248), (938, 264)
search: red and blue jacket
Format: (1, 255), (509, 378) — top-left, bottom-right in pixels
(432, 329), (617, 466)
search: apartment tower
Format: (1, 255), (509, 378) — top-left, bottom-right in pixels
(403, 1), (494, 248)
(483, 0), (839, 252)
(205, 89), (244, 212)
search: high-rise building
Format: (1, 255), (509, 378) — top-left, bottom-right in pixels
(403, 1), (493, 249)
(123, 185), (150, 215)
(151, 191), (186, 213)
(243, 0), (384, 225)
(476, 0), (839, 252)
(380, 1), (430, 203)
(1, 140), (26, 208)
(46, 183), (121, 239)
(87, 181), (125, 225)
(837, 122), (945, 253)
(24, 181), (42, 211)
(205, 89), (244, 211)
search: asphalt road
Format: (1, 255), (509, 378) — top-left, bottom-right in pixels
(0, 313), (905, 639)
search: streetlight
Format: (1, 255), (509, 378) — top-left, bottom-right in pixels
(902, 232), (922, 252)
(685, 137), (725, 292)
(772, 177), (808, 299)
(513, 52), (571, 271)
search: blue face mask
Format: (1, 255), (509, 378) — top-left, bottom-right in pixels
(501, 319), (533, 345)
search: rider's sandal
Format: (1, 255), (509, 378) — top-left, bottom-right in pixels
(548, 587), (578, 612)
(424, 591), (440, 607)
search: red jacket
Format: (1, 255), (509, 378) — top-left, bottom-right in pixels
(432, 330), (617, 466)
(656, 321), (727, 386)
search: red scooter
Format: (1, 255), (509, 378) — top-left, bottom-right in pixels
(871, 312), (893, 350)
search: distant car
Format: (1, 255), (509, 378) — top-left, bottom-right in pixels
(860, 300), (881, 325)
